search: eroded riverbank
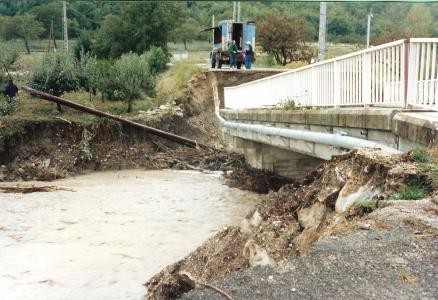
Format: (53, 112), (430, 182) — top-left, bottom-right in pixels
(0, 169), (262, 300)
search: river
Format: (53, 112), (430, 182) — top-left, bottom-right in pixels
(0, 170), (260, 300)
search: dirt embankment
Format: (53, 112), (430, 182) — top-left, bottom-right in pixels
(0, 114), (198, 181)
(0, 70), (285, 185)
(144, 150), (438, 300)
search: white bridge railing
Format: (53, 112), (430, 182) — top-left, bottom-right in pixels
(224, 38), (438, 111)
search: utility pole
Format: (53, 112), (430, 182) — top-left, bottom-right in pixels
(237, 1), (241, 22)
(366, 8), (373, 48)
(232, 2), (237, 22)
(318, 2), (327, 61)
(63, 1), (68, 51)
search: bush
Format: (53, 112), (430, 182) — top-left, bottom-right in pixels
(113, 52), (153, 112)
(411, 147), (429, 163)
(77, 52), (99, 99)
(353, 199), (378, 214)
(389, 184), (426, 200)
(281, 98), (297, 110)
(0, 49), (19, 83)
(144, 46), (169, 76)
(0, 96), (20, 116)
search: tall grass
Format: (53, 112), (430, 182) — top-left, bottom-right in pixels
(156, 63), (202, 100)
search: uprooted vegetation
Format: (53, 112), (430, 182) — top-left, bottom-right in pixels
(144, 149), (438, 300)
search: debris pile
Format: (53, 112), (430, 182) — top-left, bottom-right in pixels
(149, 147), (293, 193)
(138, 102), (184, 117)
(144, 149), (437, 300)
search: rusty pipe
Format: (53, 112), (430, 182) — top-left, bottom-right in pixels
(22, 86), (203, 149)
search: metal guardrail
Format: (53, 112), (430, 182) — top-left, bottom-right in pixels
(224, 38), (438, 111)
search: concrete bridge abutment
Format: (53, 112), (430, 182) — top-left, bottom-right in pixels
(219, 108), (438, 180)
(227, 137), (323, 179)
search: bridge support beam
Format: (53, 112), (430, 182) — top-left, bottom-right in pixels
(230, 137), (323, 179)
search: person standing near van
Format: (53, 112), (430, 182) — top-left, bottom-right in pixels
(228, 40), (238, 70)
(244, 41), (253, 69)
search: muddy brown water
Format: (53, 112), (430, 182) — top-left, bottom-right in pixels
(0, 170), (261, 300)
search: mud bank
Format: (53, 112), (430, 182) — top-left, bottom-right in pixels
(145, 150), (438, 300)
(0, 114), (200, 181)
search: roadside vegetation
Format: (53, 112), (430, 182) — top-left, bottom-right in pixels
(1, 1), (438, 119)
(389, 185), (426, 200)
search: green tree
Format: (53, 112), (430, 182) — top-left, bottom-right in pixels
(29, 2), (63, 39)
(170, 18), (201, 50)
(406, 4), (432, 37)
(29, 52), (79, 111)
(74, 31), (93, 60)
(113, 52), (153, 112)
(0, 48), (19, 81)
(95, 60), (119, 102)
(0, 15), (44, 54)
(94, 2), (184, 58)
(144, 46), (169, 76)
(258, 14), (313, 66)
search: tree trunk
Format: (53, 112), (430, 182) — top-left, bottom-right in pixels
(127, 100), (132, 113)
(183, 39), (187, 50)
(24, 37), (31, 54)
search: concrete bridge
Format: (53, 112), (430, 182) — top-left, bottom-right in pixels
(215, 38), (438, 179)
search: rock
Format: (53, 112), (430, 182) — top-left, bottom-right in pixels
(294, 225), (321, 255)
(240, 209), (262, 234)
(243, 240), (274, 267)
(335, 184), (381, 214)
(151, 273), (196, 300)
(357, 222), (371, 230)
(42, 159), (51, 168)
(298, 202), (326, 229)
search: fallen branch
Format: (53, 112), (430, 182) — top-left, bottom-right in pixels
(196, 282), (235, 300)
(54, 116), (72, 124)
(0, 185), (75, 194)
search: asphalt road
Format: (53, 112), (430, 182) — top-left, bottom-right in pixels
(183, 227), (438, 300)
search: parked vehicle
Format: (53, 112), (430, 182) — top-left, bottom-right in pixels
(205, 20), (255, 69)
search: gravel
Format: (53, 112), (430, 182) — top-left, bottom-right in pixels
(182, 227), (438, 300)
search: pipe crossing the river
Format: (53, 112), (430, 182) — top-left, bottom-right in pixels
(22, 86), (203, 149)
(215, 111), (401, 156)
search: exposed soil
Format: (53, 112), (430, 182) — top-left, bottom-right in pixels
(144, 150), (438, 300)
(0, 70), (290, 192)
